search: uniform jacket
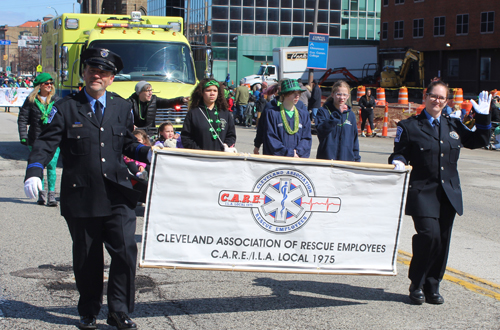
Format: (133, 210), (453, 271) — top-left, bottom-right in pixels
(316, 101), (360, 161)
(389, 111), (490, 217)
(128, 93), (184, 129)
(262, 101), (312, 157)
(18, 95), (61, 146)
(25, 90), (150, 218)
(181, 106), (236, 151)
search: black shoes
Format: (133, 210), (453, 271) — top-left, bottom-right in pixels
(78, 315), (97, 329)
(107, 312), (138, 329)
(409, 284), (425, 305)
(425, 292), (445, 304)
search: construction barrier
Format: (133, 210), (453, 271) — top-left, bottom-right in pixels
(461, 100), (473, 115)
(356, 85), (365, 102)
(398, 87), (409, 105)
(454, 88), (463, 107)
(376, 87), (386, 105)
(382, 103), (389, 137)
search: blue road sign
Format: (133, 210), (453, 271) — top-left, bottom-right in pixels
(307, 33), (329, 70)
(0, 40), (12, 45)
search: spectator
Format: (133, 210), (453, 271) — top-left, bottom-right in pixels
(234, 79), (250, 125)
(358, 88), (377, 137)
(155, 121), (182, 148)
(297, 78), (311, 108)
(316, 80), (360, 162)
(128, 80), (189, 134)
(261, 79), (311, 157)
(309, 79), (322, 124)
(17, 72), (61, 206)
(181, 79), (236, 151)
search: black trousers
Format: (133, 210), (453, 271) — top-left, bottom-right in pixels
(65, 204), (137, 316)
(408, 196), (456, 294)
(360, 108), (374, 131)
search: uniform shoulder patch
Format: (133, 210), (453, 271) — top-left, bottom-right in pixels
(395, 126), (403, 143)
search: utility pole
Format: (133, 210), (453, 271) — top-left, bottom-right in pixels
(185, 0), (191, 40)
(308, 0), (319, 85)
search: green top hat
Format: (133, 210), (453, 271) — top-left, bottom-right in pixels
(279, 79), (305, 95)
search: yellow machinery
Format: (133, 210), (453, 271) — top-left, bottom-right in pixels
(380, 49), (424, 88)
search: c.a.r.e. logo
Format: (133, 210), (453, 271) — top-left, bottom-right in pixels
(218, 169), (341, 233)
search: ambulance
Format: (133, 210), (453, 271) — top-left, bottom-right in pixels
(40, 11), (197, 127)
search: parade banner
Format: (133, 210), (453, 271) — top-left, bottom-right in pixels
(0, 88), (32, 107)
(140, 149), (410, 275)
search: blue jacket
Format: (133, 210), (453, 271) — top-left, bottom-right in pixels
(262, 101), (312, 157)
(316, 100), (360, 161)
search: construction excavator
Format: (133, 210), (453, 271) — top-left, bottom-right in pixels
(380, 48), (424, 88)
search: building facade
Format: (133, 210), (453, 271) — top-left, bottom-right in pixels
(149, 0), (382, 82)
(80, 0), (148, 15)
(380, 0), (500, 94)
(0, 22), (42, 75)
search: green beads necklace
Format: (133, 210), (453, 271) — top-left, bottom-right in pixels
(279, 101), (299, 135)
(205, 104), (221, 139)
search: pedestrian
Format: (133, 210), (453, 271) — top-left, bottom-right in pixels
(23, 48), (152, 330)
(128, 80), (188, 134)
(234, 79), (250, 125)
(17, 72), (61, 206)
(358, 88), (376, 137)
(181, 78), (236, 151)
(315, 80), (360, 162)
(389, 81), (492, 305)
(309, 79), (322, 124)
(260, 79), (311, 157)
(297, 78), (311, 109)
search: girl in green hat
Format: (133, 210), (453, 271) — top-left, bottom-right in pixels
(18, 73), (61, 206)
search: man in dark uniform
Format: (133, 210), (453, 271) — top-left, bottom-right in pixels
(389, 81), (491, 305)
(24, 48), (151, 329)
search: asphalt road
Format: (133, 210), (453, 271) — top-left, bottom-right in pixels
(1, 108), (499, 329)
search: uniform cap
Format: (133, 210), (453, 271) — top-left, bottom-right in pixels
(81, 48), (123, 74)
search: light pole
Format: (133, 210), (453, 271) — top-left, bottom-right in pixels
(47, 6), (59, 17)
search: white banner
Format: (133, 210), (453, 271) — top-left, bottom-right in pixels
(0, 88), (32, 107)
(140, 149), (410, 275)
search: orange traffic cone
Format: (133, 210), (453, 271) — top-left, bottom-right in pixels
(398, 87), (409, 105)
(382, 103), (389, 137)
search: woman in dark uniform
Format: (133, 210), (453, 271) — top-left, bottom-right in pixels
(389, 80), (492, 305)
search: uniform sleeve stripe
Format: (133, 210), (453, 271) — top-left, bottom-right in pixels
(475, 123), (491, 130)
(27, 162), (44, 169)
(135, 144), (145, 160)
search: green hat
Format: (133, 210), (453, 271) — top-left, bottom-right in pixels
(279, 79), (305, 95)
(33, 73), (53, 87)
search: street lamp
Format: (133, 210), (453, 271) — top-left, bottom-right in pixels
(47, 6), (59, 17)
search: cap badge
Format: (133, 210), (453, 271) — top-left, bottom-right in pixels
(100, 49), (109, 58)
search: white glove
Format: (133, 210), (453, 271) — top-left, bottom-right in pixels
(223, 143), (238, 153)
(392, 160), (405, 171)
(147, 149), (152, 162)
(24, 177), (42, 199)
(450, 110), (461, 119)
(470, 91), (492, 115)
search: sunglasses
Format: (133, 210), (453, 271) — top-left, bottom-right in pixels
(42, 81), (54, 86)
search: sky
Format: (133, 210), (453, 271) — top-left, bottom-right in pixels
(0, 0), (80, 26)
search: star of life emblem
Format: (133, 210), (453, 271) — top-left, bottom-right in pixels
(218, 169), (341, 233)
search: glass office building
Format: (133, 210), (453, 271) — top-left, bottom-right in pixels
(149, 0), (381, 79)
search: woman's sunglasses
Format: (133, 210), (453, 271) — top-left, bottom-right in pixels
(42, 81), (54, 86)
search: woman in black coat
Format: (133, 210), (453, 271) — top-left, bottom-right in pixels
(358, 88), (376, 137)
(17, 73), (61, 206)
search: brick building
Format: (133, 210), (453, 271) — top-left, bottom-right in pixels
(0, 21), (42, 75)
(379, 0), (500, 94)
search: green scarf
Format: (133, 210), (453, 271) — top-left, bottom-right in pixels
(34, 97), (55, 125)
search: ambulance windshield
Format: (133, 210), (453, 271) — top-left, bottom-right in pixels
(89, 41), (196, 84)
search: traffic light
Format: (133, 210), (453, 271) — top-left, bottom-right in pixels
(2, 55), (7, 60)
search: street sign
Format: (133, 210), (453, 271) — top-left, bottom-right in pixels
(307, 33), (329, 70)
(36, 65), (43, 73)
(6, 66), (11, 72)
(0, 40), (11, 45)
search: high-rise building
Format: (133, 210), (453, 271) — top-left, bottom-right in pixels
(380, 0), (500, 93)
(80, 0), (148, 15)
(149, 0), (382, 81)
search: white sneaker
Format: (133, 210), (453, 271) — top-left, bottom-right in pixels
(361, 132), (366, 137)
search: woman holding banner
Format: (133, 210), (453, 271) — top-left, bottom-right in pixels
(17, 73), (61, 206)
(389, 80), (491, 305)
(261, 79), (311, 158)
(181, 78), (236, 151)
(315, 80), (360, 161)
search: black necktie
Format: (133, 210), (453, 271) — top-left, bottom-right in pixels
(434, 121), (439, 136)
(94, 100), (102, 124)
